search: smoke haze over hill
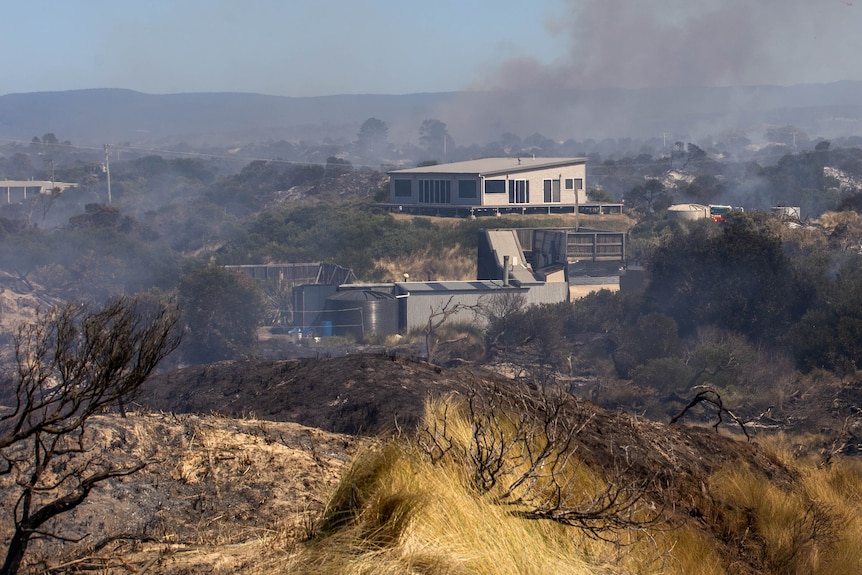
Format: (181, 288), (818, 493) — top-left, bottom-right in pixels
(2, 83), (862, 150)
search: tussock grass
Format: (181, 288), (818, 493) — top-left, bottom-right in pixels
(275, 397), (674, 575)
(375, 246), (476, 282)
(706, 445), (862, 575)
(258, 397), (862, 575)
(285, 442), (609, 575)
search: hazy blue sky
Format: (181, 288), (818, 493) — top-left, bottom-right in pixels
(3, 0), (862, 97)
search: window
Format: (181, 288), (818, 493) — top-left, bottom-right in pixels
(485, 179), (506, 193)
(393, 179), (412, 197)
(458, 179), (477, 199)
(419, 179), (451, 203)
(565, 178), (583, 190)
(509, 180), (529, 204)
(543, 179), (561, 203)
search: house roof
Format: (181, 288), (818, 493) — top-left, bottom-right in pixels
(394, 280), (530, 293)
(389, 157), (586, 177)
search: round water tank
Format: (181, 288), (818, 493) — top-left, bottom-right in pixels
(322, 290), (399, 338)
(668, 203), (709, 221)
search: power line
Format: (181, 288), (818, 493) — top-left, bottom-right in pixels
(0, 137), (390, 171)
(0, 136), (850, 174)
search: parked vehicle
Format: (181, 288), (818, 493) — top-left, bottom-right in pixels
(708, 204), (743, 222)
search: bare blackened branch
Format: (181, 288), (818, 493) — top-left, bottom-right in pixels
(418, 379), (660, 540)
(417, 401), (455, 463)
(512, 475), (657, 541)
(0, 296), (181, 575)
(1, 298), (181, 449)
(670, 385), (751, 440)
(423, 296), (481, 364)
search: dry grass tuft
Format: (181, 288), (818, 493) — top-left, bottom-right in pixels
(375, 246), (476, 282)
(269, 396), (862, 575)
(705, 447), (862, 575)
(281, 396), (672, 575)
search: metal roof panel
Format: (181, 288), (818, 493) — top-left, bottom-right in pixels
(389, 157), (586, 176)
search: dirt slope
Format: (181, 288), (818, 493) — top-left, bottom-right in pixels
(0, 412), (362, 574)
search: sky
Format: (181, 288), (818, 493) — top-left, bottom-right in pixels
(3, 0), (862, 97)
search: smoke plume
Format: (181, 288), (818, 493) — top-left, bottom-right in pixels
(433, 0), (862, 143)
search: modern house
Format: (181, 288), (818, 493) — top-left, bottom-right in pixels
(387, 157), (588, 215)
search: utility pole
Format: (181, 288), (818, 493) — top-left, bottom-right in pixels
(104, 144), (112, 203)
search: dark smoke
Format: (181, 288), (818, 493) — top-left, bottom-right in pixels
(431, 0), (861, 143)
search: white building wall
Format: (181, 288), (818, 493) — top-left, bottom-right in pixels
(389, 160), (587, 208)
(480, 164), (587, 208)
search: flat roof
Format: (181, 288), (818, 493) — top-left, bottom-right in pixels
(389, 157), (586, 177)
(394, 280), (531, 293)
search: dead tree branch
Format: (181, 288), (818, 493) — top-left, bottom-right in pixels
(423, 296), (481, 364)
(0, 297), (181, 575)
(669, 385), (750, 440)
(418, 380), (660, 540)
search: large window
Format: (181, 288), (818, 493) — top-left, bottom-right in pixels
(565, 178), (583, 190)
(543, 179), (561, 203)
(509, 180), (529, 204)
(458, 179), (477, 199)
(419, 179), (451, 204)
(393, 179), (412, 197)
(485, 179), (506, 194)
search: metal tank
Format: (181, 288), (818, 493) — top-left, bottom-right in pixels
(321, 290), (399, 338)
(667, 203), (709, 221)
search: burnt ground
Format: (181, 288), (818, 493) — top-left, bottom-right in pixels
(138, 352), (472, 436)
(136, 352), (797, 575)
(3, 350), (857, 574)
(138, 352), (789, 515)
(1, 284), (859, 575)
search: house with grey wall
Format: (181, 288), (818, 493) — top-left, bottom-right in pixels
(388, 157), (587, 215)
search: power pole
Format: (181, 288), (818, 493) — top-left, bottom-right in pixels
(104, 145), (112, 203)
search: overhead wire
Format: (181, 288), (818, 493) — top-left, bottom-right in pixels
(0, 136), (852, 176)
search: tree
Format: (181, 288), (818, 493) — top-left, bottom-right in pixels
(418, 119), (453, 161)
(682, 143), (707, 169)
(499, 132), (522, 154)
(324, 156), (353, 178)
(791, 255), (862, 373)
(356, 118), (388, 157)
(586, 187), (615, 203)
(612, 313), (681, 378)
(624, 178), (670, 214)
(178, 265), (266, 364)
(684, 174), (722, 204)
(484, 301), (574, 370)
(644, 214), (808, 341)
(522, 132), (556, 155)
(0, 297), (181, 575)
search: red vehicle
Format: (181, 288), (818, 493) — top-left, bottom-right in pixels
(709, 204), (740, 222)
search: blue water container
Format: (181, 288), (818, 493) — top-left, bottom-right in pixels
(320, 320), (333, 337)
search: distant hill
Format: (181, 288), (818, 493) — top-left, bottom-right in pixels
(2, 82), (862, 148)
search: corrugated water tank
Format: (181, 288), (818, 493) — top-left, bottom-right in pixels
(322, 290), (399, 338)
(667, 203), (709, 221)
